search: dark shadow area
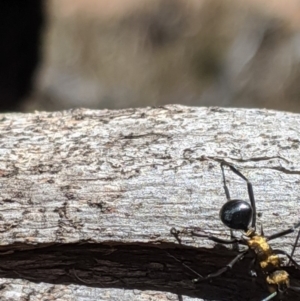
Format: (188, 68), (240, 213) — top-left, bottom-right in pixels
(0, 243), (298, 301)
(0, 1), (44, 111)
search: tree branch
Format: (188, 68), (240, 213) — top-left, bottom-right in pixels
(0, 105), (299, 301)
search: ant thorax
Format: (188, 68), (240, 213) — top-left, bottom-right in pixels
(247, 235), (280, 270)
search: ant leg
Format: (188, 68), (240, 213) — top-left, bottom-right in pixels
(248, 257), (257, 277)
(272, 249), (300, 269)
(221, 163), (240, 251)
(290, 286), (300, 292)
(171, 228), (246, 246)
(261, 292), (277, 301)
(266, 221), (300, 241)
(260, 223), (264, 236)
(170, 228), (182, 245)
(289, 228), (300, 265)
(191, 231), (246, 245)
(193, 249), (248, 283)
(166, 252), (204, 280)
(221, 162), (256, 229)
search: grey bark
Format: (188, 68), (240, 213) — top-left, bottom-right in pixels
(0, 105), (299, 301)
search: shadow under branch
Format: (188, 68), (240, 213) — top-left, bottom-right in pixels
(0, 243), (298, 301)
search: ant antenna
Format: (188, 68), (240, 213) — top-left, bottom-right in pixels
(289, 228), (300, 265)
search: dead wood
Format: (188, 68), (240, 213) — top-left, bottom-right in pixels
(0, 105), (299, 301)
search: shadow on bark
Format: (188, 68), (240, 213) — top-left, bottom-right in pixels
(0, 243), (299, 301)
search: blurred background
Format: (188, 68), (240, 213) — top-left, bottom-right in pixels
(2, 0), (300, 112)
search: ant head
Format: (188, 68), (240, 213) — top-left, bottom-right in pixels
(219, 200), (253, 231)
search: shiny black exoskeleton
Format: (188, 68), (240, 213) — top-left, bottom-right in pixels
(220, 199), (252, 231)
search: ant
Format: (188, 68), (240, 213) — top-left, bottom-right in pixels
(171, 162), (300, 301)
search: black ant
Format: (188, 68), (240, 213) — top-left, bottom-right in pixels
(171, 162), (300, 301)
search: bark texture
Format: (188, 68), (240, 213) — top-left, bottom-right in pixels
(0, 105), (299, 301)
